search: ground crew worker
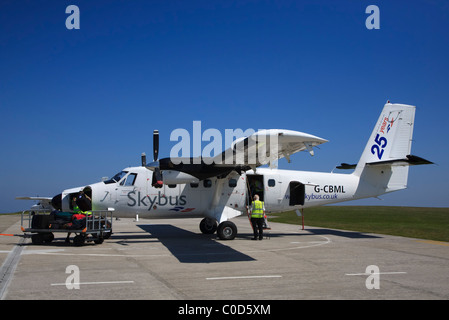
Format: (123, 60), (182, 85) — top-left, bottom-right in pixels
(65, 197), (80, 243)
(73, 201), (81, 214)
(65, 197), (91, 243)
(250, 194), (265, 240)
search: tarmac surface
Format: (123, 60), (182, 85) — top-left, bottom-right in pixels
(1, 213), (448, 300)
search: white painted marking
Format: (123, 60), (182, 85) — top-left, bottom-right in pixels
(345, 272), (407, 276)
(290, 241), (326, 244)
(51, 280), (135, 286)
(29, 252), (170, 258)
(22, 249), (65, 255)
(0, 237), (26, 300)
(206, 275), (282, 280)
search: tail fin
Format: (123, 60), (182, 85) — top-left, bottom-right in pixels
(354, 102), (416, 192)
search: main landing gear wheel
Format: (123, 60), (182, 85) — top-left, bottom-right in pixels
(217, 221), (237, 240)
(199, 218), (217, 234)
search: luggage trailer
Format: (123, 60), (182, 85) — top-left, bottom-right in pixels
(21, 209), (113, 246)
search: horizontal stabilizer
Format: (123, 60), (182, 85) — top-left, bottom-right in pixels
(336, 163), (357, 170)
(366, 154), (433, 167)
(337, 155), (433, 170)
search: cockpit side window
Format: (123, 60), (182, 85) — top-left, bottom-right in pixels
(122, 173), (137, 186)
(104, 171), (128, 184)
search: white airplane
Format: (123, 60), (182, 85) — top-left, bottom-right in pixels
(18, 102), (432, 240)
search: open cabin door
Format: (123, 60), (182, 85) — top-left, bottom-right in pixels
(289, 181), (305, 206)
(246, 173), (282, 212)
(246, 174), (265, 202)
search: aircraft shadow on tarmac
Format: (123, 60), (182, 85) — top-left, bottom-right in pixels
(234, 228), (382, 240)
(303, 228), (382, 239)
(138, 224), (256, 263)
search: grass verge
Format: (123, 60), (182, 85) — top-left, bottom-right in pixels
(269, 206), (449, 242)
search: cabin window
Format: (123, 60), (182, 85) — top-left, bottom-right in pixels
(229, 179), (237, 188)
(168, 184), (176, 188)
(268, 179), (276, 187)
(190, 182), (199, 188)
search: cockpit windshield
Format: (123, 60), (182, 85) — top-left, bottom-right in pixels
(104, 171), (128, 184)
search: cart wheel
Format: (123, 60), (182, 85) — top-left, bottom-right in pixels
(31, 234), (44, 245)
(73, 235), (85, 246)
(94, 237), (104, 245)
(43, 233), (54, 243)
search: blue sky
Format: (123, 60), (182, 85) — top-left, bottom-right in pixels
(1, 0), (448, 212)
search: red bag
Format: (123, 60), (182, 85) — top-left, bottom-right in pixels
(72, 213), (86, 220)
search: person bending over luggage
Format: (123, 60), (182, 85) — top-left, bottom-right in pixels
(65, 197), (82, 243)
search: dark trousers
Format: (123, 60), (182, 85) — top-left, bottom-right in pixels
(251, 217), (264, 239)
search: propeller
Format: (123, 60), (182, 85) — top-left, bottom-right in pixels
(153, 129), (159, 162)
(150, 130), (163, 188)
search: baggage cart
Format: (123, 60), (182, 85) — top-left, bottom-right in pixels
(21, 209), (113, 246)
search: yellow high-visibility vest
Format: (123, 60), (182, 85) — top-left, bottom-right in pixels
(251, 200), (264, 218)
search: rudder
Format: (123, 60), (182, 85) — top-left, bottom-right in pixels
(353, 102), (417, 194)
(354, 102), (415, 176)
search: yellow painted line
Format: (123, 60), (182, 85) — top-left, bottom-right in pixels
(416, 240), (449, 247)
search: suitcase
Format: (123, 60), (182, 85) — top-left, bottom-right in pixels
(75, 193), (91, 212)
(69, 217), (86, 230)
(49, 210), (73, 223)
(31, 215), (50, 229)
(49, 220), (67, 229)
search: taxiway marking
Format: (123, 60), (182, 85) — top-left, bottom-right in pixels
(345, 272), (407, 276)
(206, 275), (282, 280)
(416, 240), (449, 247)
(51, 280), (135, 286)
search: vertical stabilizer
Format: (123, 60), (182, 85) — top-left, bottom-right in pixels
(354, 102), (416, 193)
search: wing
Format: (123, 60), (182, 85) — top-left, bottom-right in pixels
(16, 196), (54, 210)
(149, 129), (328, 181)
(16, 196), (52, 201)
(213, 129), (328, 168)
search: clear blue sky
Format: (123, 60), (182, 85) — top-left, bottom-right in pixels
(1, 0), (448, 213)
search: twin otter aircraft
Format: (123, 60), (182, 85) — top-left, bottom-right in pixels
(19, 102), (432, 240)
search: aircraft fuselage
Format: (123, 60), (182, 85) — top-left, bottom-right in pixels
(60, 166), (377, 221)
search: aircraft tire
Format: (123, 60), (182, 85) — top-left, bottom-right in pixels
(200, 218), (218, 234)
(217, 221), (237, 240)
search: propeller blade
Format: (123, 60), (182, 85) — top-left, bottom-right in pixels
(153, 130), (159, 161)
(150, 130), (163, 187)
(141, 153), (146, 167)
